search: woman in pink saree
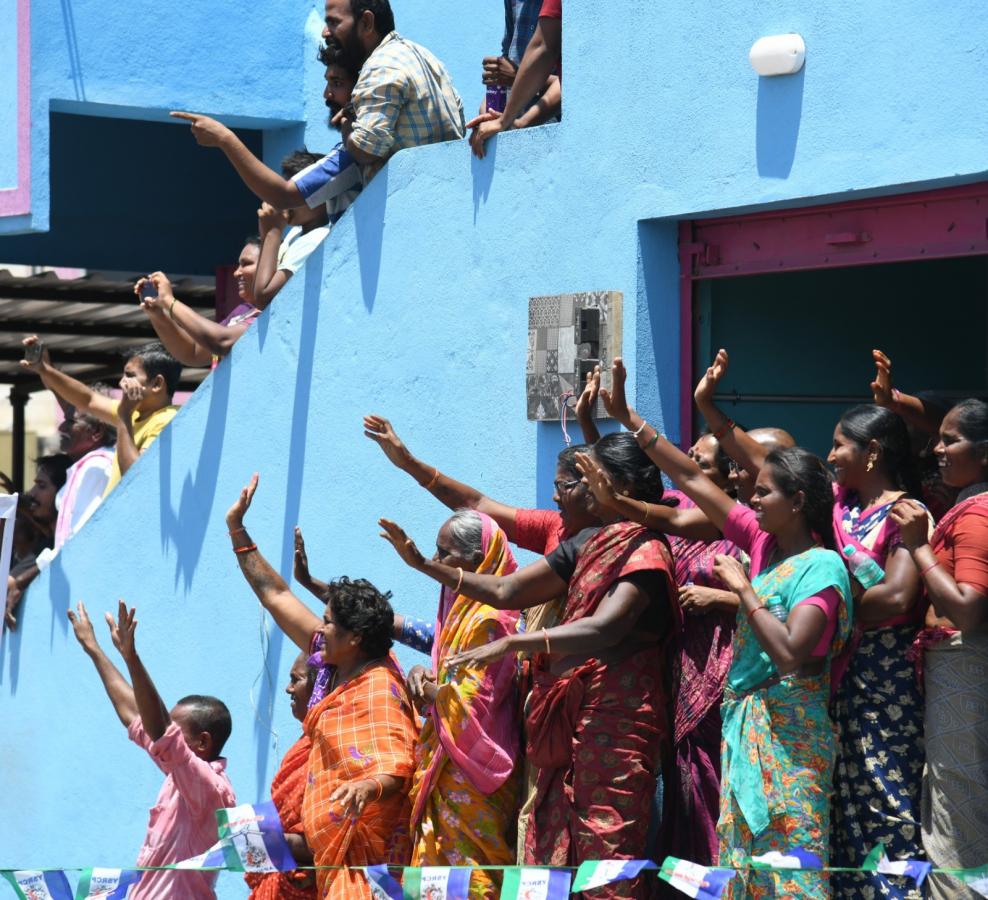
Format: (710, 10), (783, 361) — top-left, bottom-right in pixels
(402, 510), (521, 900)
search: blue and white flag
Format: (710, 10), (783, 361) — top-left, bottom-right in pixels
(365, 864), (404, 900)
(499, 867), (571, 899)
(173, 838), (230, 870)
(658, 857), (733, 899)
(861, 845), (931, 887)
(73, 869), (142, 899)
(750, 848), (823, 870)
(400, 867), (472, 899)
(2, 870), (73, 900)
(572, 860), (657, 892)
(216, 801), (296, 872)
(956, 864), (988, 898)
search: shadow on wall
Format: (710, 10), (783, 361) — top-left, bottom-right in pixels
(755, 67), (805, 179)
(471, 138), (497, 224)
(60, 0), (86, 101)
(158, 359), (232, 591)
(353, 167), (388, 312)
(251, 248), (325, 792)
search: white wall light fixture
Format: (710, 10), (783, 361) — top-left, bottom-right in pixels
(749, 34), (805, 76)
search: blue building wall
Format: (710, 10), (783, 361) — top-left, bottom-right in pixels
(2, 1), (988, 895)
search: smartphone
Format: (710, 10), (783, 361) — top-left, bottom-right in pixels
(23, 340), (44, 364)
(139, 281), (157, 302)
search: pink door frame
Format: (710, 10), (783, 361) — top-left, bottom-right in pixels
(677, 181), (988, 439)
(0, 0), (31, 218)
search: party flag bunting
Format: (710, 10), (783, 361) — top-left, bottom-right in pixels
(365, 864), (404, 900)
(955, 864), (988, 898)
(861, 845), (931, 887)
(400, 867), (472, 900)
(572, 860), (657, 892)
(499, 867), (572, 899)
(216, 801), (295, 873)
(658, 857), (733, 899)
(73, 869), (142, 899)
(2, 870), (73, 900)
(173, 838), (230, 870)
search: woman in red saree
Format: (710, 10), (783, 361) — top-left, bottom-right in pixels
(246, 653), (318, 900)
(226, 475), (418, 900)
(381, 432), (677, 900)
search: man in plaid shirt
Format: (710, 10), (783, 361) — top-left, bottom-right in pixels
(323, 0), (465, 180)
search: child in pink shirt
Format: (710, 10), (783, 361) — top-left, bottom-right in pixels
(69, 601), (236, 899)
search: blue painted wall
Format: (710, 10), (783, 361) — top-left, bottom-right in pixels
(2, 2), (988, 896)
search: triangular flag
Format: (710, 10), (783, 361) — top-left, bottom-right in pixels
(173, 838), (230, 870)
(572, 860), (657, 892)
(400, 867), (472, 899)
(658, 857), (733, 899)
(750, 848), (823, 870)
(860, 844), (931, 887)
(73, 869), (142, 899)
(216, 801), (296, 872)
(956, 864), (988, 898)
(499, 867), (571, 899)
(365, 864), (404, 900)
(2, 871), (74, 900)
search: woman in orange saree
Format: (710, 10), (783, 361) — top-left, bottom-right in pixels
(246, 653), (318, 900)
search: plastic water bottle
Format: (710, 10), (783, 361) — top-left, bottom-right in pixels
(765, 596), (788, 621)
(842, 545), (885, 589)
(486, 84), (508, 114)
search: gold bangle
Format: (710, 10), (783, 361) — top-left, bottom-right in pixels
(543, 628), (551, 655)
(369, 776), (383, 803)
(454, 567), (464, 594)
(642, 502), (652, 525)
(425, 467), (440, 489)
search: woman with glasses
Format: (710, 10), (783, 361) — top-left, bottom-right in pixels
(380, 432), (676, 900)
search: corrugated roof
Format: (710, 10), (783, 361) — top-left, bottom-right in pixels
(0, 269), (215, 392)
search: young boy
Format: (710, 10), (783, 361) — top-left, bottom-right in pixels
(171, 44), (362, 228)
(68, 601), (236, 899)
(21, 338), (182, 495)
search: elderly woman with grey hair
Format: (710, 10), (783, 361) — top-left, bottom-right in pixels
(393, 508), (523, 898)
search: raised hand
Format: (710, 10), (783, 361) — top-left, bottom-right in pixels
(363, 416), (410, 469)
(871, 349), (894, 407)
(105, 600), (138, 661)
(574, 365), (601, 420)
(293, 527), (311, 583)
(258, 202), (289, 234)
(19, 335), (51, 373)
(226, 473), (260, 529)
(574, 451), (620, 513)
(695, 349), (729, 407)
(599, 357), (633, 428)
(67, 601), (100, 652)
(378, 519), (427, 571)
(169, 111), (233, 148)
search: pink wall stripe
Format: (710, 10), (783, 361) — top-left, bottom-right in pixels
(0, 0), (31, 217)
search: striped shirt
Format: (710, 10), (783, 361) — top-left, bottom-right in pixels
(349, 31), (465, 175)
(502, 0), (544, 65)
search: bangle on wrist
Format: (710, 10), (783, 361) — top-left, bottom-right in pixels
(229, 526), (247, 536)
(424, 467), (440, 489)
(453, 567), (464, 594)
(644, 430), (660, 451)
(713, 419), (736, 441)
(746, 604), (767, 622)
(631, 420), (649, 438)
(233, 543), (257, 555)
(168, 297), (178, 319)
(920, 560), (940, 577)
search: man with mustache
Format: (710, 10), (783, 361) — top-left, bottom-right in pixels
(322, 0), (465, 180)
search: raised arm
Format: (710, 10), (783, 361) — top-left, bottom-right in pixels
(576, 451), (722, 542)
(136, 278), (212, 367)
(600, 358), (736, 531)
(693, 349), (770, 479)
(20, 337), (118, 425)
(170, 112), (305, 209)
(109, 601), (170, 741)
(293, 526), (330, 601)
(227, 475), (322, 650)
(114, 377), (145, 478)
(364, 416), (524, 542)
(148, 272), (248, 358)
(252, 205), (291, 311)
(67, 602), (138, 728)
(574, 365), (601, 445)
(870, 349), (945, 437)
(379, 518), (566, 611)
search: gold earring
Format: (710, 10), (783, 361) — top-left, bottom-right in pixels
(866, 457), (875, 472)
